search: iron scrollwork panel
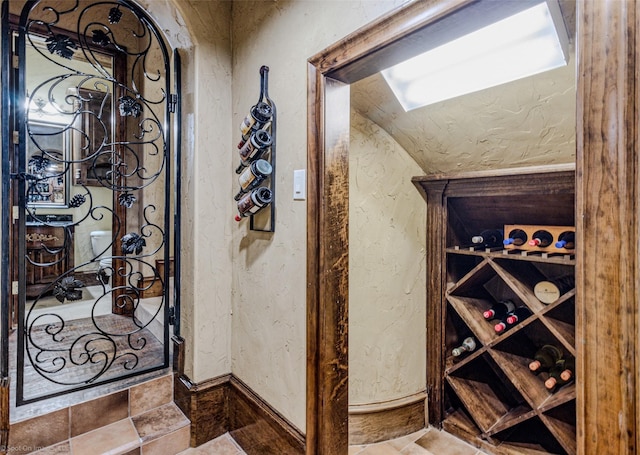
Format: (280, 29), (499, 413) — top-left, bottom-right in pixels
(15, 0), (175, 404)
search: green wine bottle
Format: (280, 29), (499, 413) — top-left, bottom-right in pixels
(545, 358), (575, 391)
(452, 337), (476, 357)
(529, 344), (563, 374)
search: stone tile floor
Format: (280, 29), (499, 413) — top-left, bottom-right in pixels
(180, 428), (489, 455)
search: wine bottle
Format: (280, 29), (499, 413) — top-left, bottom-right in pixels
(555, 231), (575, 249)
(529, 344), (563, 374)
(234, 159), (273, 201)
(545, 358), (575, 391)
(471, 229), (503, 248)
(495, 307), (532, 332)
(505, 307), (532, 325)
(235, 129), (273, 174)
(452, 337), (477, 357)
(239, 101), (273, 138)
(235, 187), (273, 221)
(534, 275), (575, 304)
(483, 300), (515, 320)
(503, 228), (528, 246)
(528, 229), (553, 247)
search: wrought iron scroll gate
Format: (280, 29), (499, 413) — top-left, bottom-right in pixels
(1, 0), (181, 407)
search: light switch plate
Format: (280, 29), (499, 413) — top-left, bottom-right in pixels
(293, 169), (306, 200)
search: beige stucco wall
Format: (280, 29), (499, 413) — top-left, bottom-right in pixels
(349, 111), (426, 405)
(230, 0), (409, 431)
(154, 0), (234, 383)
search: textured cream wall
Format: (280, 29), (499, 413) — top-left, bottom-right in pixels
(349, 111), (426, 405)
(139, 0), (234, 382)
(230, 0), (409, 431)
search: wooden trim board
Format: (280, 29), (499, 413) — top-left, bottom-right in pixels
(348, 392), (426, 445)
(174, 373), (304, 454)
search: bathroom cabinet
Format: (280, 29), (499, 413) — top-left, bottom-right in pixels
(414, 164), (576, 454)
(25, 224), (74, 299)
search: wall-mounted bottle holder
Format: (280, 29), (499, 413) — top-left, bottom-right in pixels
(234, 66), (276, 232)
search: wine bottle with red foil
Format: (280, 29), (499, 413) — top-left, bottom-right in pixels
(235, 187), (273, 221)
(483, 300), (515, 320)
(529, 344), (563, 374)
(503, 228), (528, 246)
(234, 159), (273, 201)
(528, 230), (553, 247)
(471, 229), (503, 248)
(495, 306), (532, 333)
(555, 231), (575, 249)
(451, 337), (477, 357)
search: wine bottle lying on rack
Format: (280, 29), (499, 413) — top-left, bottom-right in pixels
(503, 228), (528, 246)
(494, 307), (532, 332)
(483, 300), (515, 320)
(239, 101), (273, 138)
(451, 337), (476, 357)
(545, 357), (575, 391)
(234, 159), (273, 201)
(235, 129), (273, 174)
(471, 229), (503, 248)
(534, 275), (575, 304)
(555, 231), (575, 249)
(529, 344), (563, 374)
(528, 229), (553, 247)
(235, 187), (273, 221)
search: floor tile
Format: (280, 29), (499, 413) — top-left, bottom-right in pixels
(387, 429), (429, 451)
(414, 428), (478, 455)
(31, 441), (71, 454)
(399, 443), (434, 455)
(131, 402), (189, 442)
(70, 389), (128, 437)
(130, 374), (173, 416)
(70, 418), (140, 455)
(359, 442), (403, 454)
(177, 432), (245, 454)
(142, 425), (190, 455)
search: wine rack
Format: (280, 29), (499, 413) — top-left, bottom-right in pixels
(414, 165), (576, 455)
(234, 66), (276, 232)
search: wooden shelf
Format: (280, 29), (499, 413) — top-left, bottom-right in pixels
(417, 167), (576, 454)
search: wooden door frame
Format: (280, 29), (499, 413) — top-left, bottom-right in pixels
(306, 0), (639, 454)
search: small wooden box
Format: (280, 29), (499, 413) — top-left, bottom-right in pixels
(503, 224), (575, 253)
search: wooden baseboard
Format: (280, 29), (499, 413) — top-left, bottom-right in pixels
(174, 373), (304, 454)
(174, 374), (229, 447)
(348, 391), (427, 445)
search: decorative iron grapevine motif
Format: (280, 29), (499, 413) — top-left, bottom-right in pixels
(18, 0), (173, 401)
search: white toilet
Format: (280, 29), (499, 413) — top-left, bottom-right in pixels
(90, 230), (113, 284)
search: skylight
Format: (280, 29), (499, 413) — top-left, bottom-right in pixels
(381, 0), (570, 111)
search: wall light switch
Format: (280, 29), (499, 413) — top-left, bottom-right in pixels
(293, 169), (306, 200)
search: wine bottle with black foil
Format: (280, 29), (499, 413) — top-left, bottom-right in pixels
(239, 101), (273, 138)
(555, 231), (575, 249)
(545, 358), (575, 391)
(528, 229), (553, 247)
(495, 306), (532, 333)
(235, 187), (273, 221)
(503, 228), (528, 246)
(235, 129), (273, 174)
(234, 159), (273, 201)
(471, 229), (504, 248)
(483, 300), (515, 320)
(529, 344), (563, 374)
(452, 337), (477, 357)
